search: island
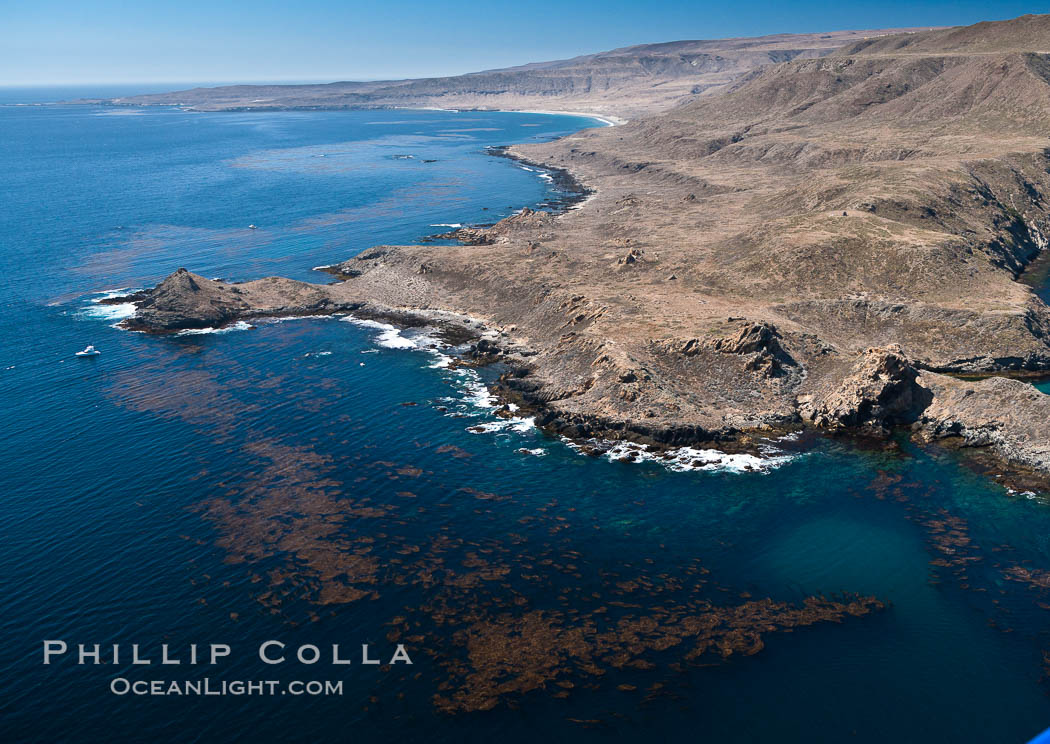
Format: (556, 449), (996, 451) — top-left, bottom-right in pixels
(111, 15), (1050, 484)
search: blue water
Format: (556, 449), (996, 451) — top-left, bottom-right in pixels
(2, 95), (1050, 743)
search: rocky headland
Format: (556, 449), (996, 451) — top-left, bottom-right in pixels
(116, 15), (1050, 482)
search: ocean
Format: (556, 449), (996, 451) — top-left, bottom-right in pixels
(2, 91), (1049, 743)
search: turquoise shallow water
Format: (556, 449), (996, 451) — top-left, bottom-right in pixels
(2, 95), (1050, 743)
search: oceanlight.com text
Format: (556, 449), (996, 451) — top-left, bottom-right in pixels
(109, 678), (344, 696)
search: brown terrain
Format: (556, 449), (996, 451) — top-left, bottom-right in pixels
(91, 28), (924, 120)
(116, 15), (1050, 478)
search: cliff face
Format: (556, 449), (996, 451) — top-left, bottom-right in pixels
(96, 29), (925, 119)
(121, 15), (1050, 478)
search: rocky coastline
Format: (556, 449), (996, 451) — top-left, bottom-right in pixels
(109, 266), (1050, 486)
(111, 16), (1050, 489)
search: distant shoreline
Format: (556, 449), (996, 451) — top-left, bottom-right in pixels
(503, 109), (625, 126)
(389, 105), (624, 126)
(78, 99), (630, 127)
(46, 97), (628, 127)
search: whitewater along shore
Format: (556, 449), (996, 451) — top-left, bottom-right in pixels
(114, 16), (1050, 483)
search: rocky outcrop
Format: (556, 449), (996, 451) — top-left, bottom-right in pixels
(799, 347), (930, 434)
(712, 322), (779, 355)
(120, 269), (250, 331)
(914, 373), (1050, 473)
(657, 322), (799, 379)
(120, 269), (351, 332)
(714, 322), (799, 377)
(616, 247), (644, 266)
(795, 346), (1050, 475)
(431, 208), (557, 246)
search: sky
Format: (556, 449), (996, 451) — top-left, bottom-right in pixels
(2, 0), (1049, 87)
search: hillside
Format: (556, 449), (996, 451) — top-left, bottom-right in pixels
(97, 28), (925, 119)
(836, 13), (1050, 55)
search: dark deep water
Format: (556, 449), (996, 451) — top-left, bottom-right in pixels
(2, 95), (1050, 743)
